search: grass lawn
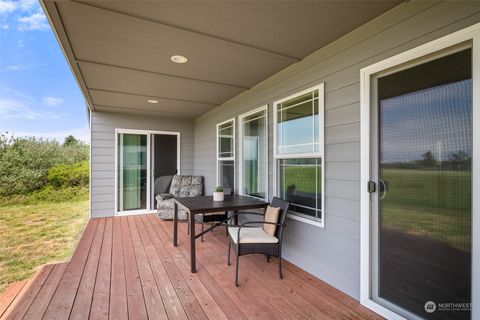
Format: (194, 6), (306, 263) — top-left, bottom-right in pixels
(0, 189), (89, 294)
(381, 168), (471, 251)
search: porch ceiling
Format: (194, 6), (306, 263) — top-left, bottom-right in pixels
(42, 0), (400, 118)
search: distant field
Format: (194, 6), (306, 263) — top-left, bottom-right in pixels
(381, 168), (471, 251)
(0, 190), (89, 293)
(282, 166), (321, 194)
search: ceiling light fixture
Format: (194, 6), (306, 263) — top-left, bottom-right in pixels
(170, 55), (188, 64)
(147, 99), (159, 104)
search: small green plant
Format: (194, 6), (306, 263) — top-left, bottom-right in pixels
(215, 187), (224, 192)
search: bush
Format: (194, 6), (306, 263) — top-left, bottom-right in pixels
(0, 186), (89, 206)
(0, 134), (89, 196)
(47, 160), (89, 188)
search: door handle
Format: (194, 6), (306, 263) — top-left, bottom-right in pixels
(379, 180), (388, 200)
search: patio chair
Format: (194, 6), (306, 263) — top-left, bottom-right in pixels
(195, 188), (233, 241)
(227, 197), (290, 286)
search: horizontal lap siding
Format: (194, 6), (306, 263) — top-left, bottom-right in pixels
(90, 111), (194, 218)
(193, 1), (480, 299)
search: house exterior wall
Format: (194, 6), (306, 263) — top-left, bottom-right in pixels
(90, 111), (194, 218)
(192, 1), (480, 300)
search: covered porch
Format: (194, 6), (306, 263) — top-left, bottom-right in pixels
(0, 214), (381, 320)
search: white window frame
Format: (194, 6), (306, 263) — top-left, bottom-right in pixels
(273, 83), (325, 228)
(239, 105), (269, 200)
(216, 118), (236, 188)
(114, 128), (180, 216)
(360, 23), (480, 320)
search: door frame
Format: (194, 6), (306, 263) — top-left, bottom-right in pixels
(114, 128), (180, 216)
(360, 23), (480, 320)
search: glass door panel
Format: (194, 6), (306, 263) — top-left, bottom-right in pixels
(373, 48), (472, 320)
(118, 133), (147, 211)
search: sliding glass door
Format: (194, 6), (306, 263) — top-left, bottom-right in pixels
(117, 130), (179, 215)
(371, 48), (472, 320)
(118, 133), (148, 212)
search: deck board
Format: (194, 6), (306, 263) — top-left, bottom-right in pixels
(0, 214), (383, 320)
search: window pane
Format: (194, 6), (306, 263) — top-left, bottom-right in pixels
(219, 160), (234, 189)
(118, 133), (147, 211)
(277, 90), (319, 155)
(218, 120), (234, 158)
(242, 110), (267, 199)
(278, 158), (322, 220)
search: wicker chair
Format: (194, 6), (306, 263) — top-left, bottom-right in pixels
(195, 188), (233, 241)
(227, 197), (290, 286)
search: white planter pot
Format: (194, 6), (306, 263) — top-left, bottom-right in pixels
(213, 191), (224, 201)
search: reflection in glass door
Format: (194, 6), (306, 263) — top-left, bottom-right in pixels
(372, 48), (472, 320)
(118, 133), (147, 212)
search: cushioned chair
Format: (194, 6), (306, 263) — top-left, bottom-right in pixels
(227, 197), (290, 286)
(195, 188), (233, 241)
(156, 175), (204, 220)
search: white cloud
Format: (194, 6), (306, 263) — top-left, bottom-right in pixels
(42, 96), (63, 107)
(18, 10), (49, 31)
(0, 98), (43, 119)
(0, 1), (16, 14)
(19, 0), (36, 11)
(1, 24), (9, 30)
(11, 127), (90, 143)
(0, 88), (63, 120)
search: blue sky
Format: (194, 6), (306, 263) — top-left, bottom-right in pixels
(0, 0), (89, 142)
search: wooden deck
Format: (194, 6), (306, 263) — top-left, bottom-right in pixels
(0, 214), (382, 319)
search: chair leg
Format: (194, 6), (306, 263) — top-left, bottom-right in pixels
(225, 224), (228, 236)
(227, 240), (231, 266)
(279, 254), (283, 280)
(187, 219), (190, 235)
(266, 254), (270, 263)
(235, 250), (240, 287)
(201, 222), (204, 242)
(211, 221), (214, 232)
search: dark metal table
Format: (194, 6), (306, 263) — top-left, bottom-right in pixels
(173, 195), (268, 273)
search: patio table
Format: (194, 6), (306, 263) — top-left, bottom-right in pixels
(173, 195), (268, 273)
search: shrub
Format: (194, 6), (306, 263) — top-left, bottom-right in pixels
(0, 134), (89, 196)
(47, 160), (89, 188)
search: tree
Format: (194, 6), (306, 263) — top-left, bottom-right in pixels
(64, 135), (79, 146)
(420, 150), (435, 168)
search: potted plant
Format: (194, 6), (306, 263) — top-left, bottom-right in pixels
(213, 187), (224, 201)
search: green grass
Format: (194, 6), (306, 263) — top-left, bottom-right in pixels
(0, 188), (89, 293)
(381, 168), (471, 251)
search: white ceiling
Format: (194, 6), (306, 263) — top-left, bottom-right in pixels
(42, 0), (400, 118)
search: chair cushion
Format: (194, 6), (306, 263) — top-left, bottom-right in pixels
(263, 205), (280, 236)
(154, 175), (174, 195)
(169, 175), (204, 197)
(228, 227), (278, 244)
(156, 193), (174, 201)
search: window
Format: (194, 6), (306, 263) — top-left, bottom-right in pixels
(274, 84), (324, 225)
(239, 106), (268, 199)
(216, 118), (235, 189)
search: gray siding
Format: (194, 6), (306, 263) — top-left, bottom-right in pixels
(90, 111), (194, 218)
(193, 1), (480, 299)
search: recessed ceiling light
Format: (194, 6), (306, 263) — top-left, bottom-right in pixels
(147, 99), (158, 104)
(170, 55), (188, 64)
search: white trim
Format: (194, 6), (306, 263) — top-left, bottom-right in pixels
(360, 23), (480, 320)
(216, 118), (236, 189)
(114, 128), (181, 216)
(287, 213), (324, 228)
(272, 83), (325, 228)
(238, 105), (269, 200)
(88, 110), (92, 219)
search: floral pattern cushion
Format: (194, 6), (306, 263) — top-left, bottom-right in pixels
(156, 175), (204, 220)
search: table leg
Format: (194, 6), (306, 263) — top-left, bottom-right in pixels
(234, 210), (239, 225)
(173, 202), (178, 247)
(190, 211), (196, 273)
